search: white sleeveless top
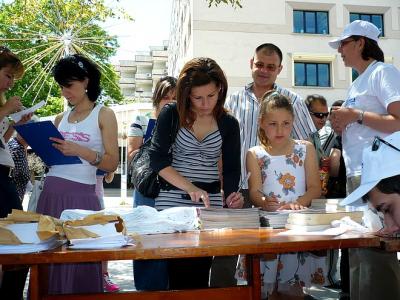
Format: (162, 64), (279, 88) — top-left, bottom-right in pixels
(252, 141), (307, 203)
(0, 117), (14, 167)
(47, 104), (103, 185)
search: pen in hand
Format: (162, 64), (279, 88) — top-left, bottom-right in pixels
(228, 172), (251, 207)
(237, 172), (251, 193)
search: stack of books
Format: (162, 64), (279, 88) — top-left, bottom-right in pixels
(198, 208), (261, 229)
(259, 210), (293, 228)
(311, 198), (345, 212)
(285, 210), (364, 231)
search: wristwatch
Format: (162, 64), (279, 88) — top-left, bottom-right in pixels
(90, 151), (103, 166)
(356, 110), (364, 125)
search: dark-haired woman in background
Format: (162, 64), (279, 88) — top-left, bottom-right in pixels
(36, 54), (119, 295)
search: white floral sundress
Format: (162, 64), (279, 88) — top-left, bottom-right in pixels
(236, 141), (327, 297)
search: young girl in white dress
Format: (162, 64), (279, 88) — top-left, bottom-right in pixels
(245, 91), (327, 299)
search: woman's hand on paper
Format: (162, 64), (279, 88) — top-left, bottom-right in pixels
(50, 137), (81, 157)
(4, 96), (23, 114)
(15, 112), (33, 125)
(187, 186), (210, 208)
(261, 196), (281, 212)
(277, 201), (305, 211)
(225, 192), (244, 209)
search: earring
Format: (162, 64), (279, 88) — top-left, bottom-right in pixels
(85, 89), (88, 93)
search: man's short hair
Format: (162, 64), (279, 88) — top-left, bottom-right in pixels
(255, 43), (283, 64)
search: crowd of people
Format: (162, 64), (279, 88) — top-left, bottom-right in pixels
(1, 19), (400, 300)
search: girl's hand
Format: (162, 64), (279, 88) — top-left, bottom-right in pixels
(50, 137), (81, 157)
(225, 192), (244, 209)
(277, 202), (305, 211)
(187, 187), (210, 208)
(261, 196), (281, 212)
(4, 96), (23, 114)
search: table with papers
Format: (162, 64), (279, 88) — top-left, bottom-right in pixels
(0, 228), (382, 300)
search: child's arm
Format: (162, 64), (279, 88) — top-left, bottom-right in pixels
(246, 149), (280, 211)
(104, 172), (114, 184)
(297, 141), (321, 206)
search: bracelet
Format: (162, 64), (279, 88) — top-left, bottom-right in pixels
(89, 151), (102, 166)
(357, 110), (364, 125)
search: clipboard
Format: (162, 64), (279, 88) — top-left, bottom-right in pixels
(14, 121), (82, 166)
(143, 118), (156, 142)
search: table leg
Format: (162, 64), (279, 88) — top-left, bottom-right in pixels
(247, 255), (261, 300)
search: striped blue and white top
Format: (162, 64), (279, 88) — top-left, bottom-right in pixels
(225, 83), (317, 189)
(155, 127), (223, 211)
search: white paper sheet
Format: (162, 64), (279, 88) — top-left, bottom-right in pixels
(10, 100), (45, 122)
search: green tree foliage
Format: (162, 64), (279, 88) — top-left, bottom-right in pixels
(0, 0), (131, 116)
(207, 0), (242, 8)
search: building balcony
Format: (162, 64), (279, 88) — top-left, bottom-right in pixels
(135, 73), (153, 80)
(152, 69), (168, 75)
(152, 50), (168, 57)
(135, 55), (152, 62)
(119, 78), (135, 84)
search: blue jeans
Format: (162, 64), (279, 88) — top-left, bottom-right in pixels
(132, 190), (168, 290)
(133, 189), (155, 207)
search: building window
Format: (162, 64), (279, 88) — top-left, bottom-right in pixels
(295, 62), (330, 87)
(293, 10), (329, 34)
(350, 13), (384, 37)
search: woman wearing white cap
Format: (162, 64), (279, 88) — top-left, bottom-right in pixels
(329, 20), (400, 300)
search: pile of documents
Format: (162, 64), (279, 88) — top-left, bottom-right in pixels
(311, 198), (345, 212)
(61, 212), (132, 249)
(286, 210), (364, 231)
(61, 206), (200, 235)
(198, 208), (261, 229)
(0, 210), (64, 254)
(259, 210), (292, 228)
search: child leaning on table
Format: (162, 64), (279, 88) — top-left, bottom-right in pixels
(236, 91), (327, 299)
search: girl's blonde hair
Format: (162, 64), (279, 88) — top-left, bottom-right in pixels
(257, 90), (294, 147)
(0, 46), (24, 106)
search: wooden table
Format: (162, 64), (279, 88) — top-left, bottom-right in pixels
(0, 229), (381, 300)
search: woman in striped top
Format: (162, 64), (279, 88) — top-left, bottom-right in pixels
(149, 57), (242, 289)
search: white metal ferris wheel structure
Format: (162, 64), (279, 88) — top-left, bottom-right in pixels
(0, 0), (122, 105)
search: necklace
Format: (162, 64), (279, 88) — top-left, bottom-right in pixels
(71, 103), (95, 124)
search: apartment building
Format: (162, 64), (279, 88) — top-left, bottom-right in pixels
(168, 0), (400, 103)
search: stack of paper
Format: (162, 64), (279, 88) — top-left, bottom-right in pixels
(259, 210), (292, 228)
(311, 198), (345, 212)
(61, 206), (200, 235)
(198, 208), (260, 229)
(286, 210), (364, 231)
(60, 212), (132, 249)
(0, 222), (64, 254)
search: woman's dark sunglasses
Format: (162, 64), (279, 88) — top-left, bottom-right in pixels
(310, 111), (329, 119)
(372, 136), (400, 153)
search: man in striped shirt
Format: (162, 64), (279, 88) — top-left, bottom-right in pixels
(225, 43), (317, 207)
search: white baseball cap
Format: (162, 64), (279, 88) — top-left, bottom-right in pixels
(329, 20), (380, 49)
(340, 131), (400, 206)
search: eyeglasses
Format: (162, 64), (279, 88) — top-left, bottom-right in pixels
(253, 62), (279, 72)
(339, 39), (355, 48)
(310, 111), (329, 119)
(372, 136), (400, 153)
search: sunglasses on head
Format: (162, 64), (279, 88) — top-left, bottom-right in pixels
(0, 46), (10, 54)
(310, 111), (329, 119)
(372, 136), (400, 153)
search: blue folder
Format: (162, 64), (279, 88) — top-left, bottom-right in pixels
(143, 118), (156, 142)
(14, 121), (82, 166)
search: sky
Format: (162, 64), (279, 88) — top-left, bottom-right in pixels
(104, 0), (173, 63)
